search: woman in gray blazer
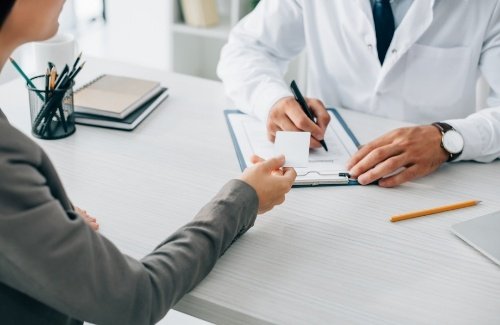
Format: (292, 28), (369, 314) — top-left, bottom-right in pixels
(0, 1), (297, 324)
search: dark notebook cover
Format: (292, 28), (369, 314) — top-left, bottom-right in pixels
(74, 88), (168, 131)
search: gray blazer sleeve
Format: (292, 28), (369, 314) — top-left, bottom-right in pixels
(0, 117), (258, 324)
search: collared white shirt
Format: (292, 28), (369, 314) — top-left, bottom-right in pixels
(218, 0), (500, 162)
(370, 0), (414, 27)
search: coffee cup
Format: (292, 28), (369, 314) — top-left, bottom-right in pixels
(33, 32), (78, 73)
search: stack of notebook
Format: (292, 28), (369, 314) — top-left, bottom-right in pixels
(73, 75), (168, 130)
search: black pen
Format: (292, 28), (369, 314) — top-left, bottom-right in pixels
(54, 64), (69, 89)
(67, 61), (85, 82)
(72, 52), (82, 71)
(290, 80), (328, 151)
(44, 68), (49, 101)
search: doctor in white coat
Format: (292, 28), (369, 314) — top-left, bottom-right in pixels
(217, 0), (500, 187)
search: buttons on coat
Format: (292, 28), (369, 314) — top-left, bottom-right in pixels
(365, 34), (375, 52)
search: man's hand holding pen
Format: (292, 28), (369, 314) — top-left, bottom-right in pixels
(266, 96), (331, 149)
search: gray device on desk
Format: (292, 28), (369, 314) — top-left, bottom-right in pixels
(451, 211), (500, 266)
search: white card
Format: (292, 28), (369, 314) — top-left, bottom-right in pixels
(274, 131), (310, 167)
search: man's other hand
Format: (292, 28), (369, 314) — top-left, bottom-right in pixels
(347, 125), (449, 187)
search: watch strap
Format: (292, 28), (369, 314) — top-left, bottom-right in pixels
(433, 122), (454, 133)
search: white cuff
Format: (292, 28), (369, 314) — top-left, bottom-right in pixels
(251, 81), (293, 122)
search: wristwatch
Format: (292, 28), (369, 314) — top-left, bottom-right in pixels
(432, 122), (464, 162)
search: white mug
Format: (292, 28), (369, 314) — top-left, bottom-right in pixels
(33, 32), (78, 74)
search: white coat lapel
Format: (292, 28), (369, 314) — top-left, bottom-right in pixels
(355, 0), (375, 28)
(378, 0), (435, 80)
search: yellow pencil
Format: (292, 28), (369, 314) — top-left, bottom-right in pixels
(390, 200), (481, 222)
(49, 67), (57, 90)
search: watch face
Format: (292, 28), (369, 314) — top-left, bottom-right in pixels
(443, 130), (464, 154)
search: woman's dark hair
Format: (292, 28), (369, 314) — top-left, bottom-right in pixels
(0, 0), (16, 28)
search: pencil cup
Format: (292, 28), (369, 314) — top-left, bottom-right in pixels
(27, 75), (76, 139)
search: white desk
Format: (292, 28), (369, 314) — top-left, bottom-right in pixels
(1, 58), (499, 324)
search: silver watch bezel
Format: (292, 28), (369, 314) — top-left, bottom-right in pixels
(442, 129), (464, 154)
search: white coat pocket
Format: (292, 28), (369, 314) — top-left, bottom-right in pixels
(403, 44), (472, 108)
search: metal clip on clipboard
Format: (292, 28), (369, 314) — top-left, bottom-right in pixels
(293, 170), (358, 186)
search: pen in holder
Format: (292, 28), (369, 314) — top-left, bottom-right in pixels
(27, 75), (76, 139)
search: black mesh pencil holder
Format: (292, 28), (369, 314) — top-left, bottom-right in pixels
(27, 75), (76, 139)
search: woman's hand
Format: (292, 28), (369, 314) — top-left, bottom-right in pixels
(75, 206), (99, 231)
(240, 155), (297, 214)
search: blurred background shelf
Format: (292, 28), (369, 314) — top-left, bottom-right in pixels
(167, 0), (306, 83)
(172, 15), (232, 41)
(167, 0), (254, 80)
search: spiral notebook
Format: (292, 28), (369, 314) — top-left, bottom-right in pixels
(73, 75), (163, 119)
(75, 88), (168, 131)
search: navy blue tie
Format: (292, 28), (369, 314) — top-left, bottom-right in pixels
(372, 0), (395, 64)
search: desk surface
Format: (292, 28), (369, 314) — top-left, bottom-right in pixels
(1, 58), (499, 324)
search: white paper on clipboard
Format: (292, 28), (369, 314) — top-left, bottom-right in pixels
(225, 109), (360, 186)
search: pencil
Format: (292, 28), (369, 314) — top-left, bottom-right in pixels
(49, 67), (57, 90)
(390, 200), (481, 222)
(9, 57), (44, 100)
(45, 68), (50, 94)
(68, 61), (85, 81)
(72, 52), (82, 71)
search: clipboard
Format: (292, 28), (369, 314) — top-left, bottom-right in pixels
(224, 108), (361, 187)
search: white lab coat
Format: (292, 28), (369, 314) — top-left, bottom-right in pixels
(217, 0), (500, 162)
